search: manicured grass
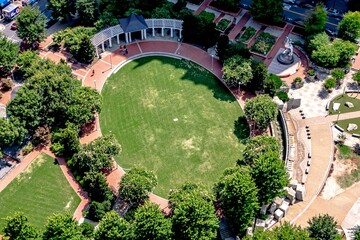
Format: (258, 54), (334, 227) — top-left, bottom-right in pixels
(329, 94), (360, 115)
(100, 56), (246, 197)
(0, 154), (80, 231)
(336, 117), (360, 134)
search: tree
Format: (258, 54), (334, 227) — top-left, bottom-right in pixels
(16, 6), (46, 46)
(94, 211), (131, 240)
(354, 226), (360, 240)
(244, 94), (278, 130)
(307, 214), (342, 240)
(53, 27), (96, 63)
(338, 11), (360, 42)
(43, 212), (85, 240)
(47, 0), (75, 22)
(250, 151), (289, 204)
(216, 35), (230, 61)
(76, 0), (99, 26)
(3, 212), (39, 240)
(353, 71), (360, 86)
(80, 222), (94, 239)
(0, 34), (19, 74)
(222, 55), (253, 87)
(32, 124), (51, 146)
(87, 200), (112, 221)
(83, 171), (113, 202)
(50, 122), (80, 157)
(250, 61), (268, 91)
(118, 166), (157, 207)
(250, 0), (283, 24)
(245, 222), (311, 240)
(169, 183), (218, 240)
(307, 32), (329, 53)
(221, 42), (251, 61)
(214, 166), (259, 234)
(132, 201), (173, 240)
(349, 0), (360, 11)
(304, 3), (327, 36)
(324, 78), (336, 91)
(0, 118), (27, 148)
(264, 73), (283, 97)
(331, 69), (345, 82)
(311, 44), (340, 68)
(333, 39), (358, 67)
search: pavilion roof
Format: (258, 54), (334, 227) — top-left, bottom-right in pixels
(119, 13), (148, 33)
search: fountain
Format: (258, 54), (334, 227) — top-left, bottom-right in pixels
(277, 37), (295, 65)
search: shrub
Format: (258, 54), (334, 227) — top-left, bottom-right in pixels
(22, 142), (34, 155)
(276, 91), (289, 102)
(324, 78), (336, 90)
(294, 77), (302, 83)
(307, 69), (316, 76)
(238, 27), (256, 42)
(87, 200), (112, 221)
(216, 19), (230, 31)
(331, 68), (345, 81)
(251, 32), (276, 55)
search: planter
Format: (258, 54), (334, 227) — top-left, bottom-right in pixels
(216, 18), (232, 33)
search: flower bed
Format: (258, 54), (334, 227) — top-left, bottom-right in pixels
(251, 32), (276, 55)
(216, 19), (230, 32)
(237, 27), (256, 42)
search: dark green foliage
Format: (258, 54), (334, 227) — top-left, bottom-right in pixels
(182, 12), (219, 48)
(50, 122), (80, 157)
(349, 0), (360, 11)
(94, 211), (131, 240)
(3, 212), (39, 240)
(324, 78), (336, 90)
(87, 200), (112, 221)
(240, 134), (281, 165)
(16, 6), (46, 45)
(132, 201), (173, 240)
(43, 212), (85, 240)
(244, 95), (278, 130)
(47, 0), (75, 22)
(76, 0), (99, 26)
(331, 69), (345, 81)
(214, 166), (259, 234)
(173, 0), (186, 12)
(221, 42), (251, 61)
(250, 0), (283, 24)
(80, 222), (94, 239)
(338, 11), (360, 42)
(250, 61), (268, 91)
(276, 91), (289, 102)
(250, 151), (289, 204)
(53, 27), (96, 63)
(95, 11), (119, 30)
(245, 222), (312, 239)
(216, 19), (231, 31)
(238, 27), (256, 42)
(118, 166), (157, 207)
(353, 71), (360, 85)
(222, 55), (253, 86)
(233, 116), (250, 142)
(304, 3), (327, 36)
(307, 214), (342, 240)
(0, 34), (19, 74)
(354, 226), (360, 240)
(216, 35), (230, 61)
(251, 32), (276, 55)
(211, 0), (239, 12)
(169, 183), (218, 240)
(0, 118), (27, 148)
(83, 171), (113, 202)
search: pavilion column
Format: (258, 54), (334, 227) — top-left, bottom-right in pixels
(144, 30), (147, 39)
(161, 28), (164, 37)
(108, 38), (112, 48)
(152, 27), (155, 36)
(125, 33), (129, 43)
(141, 30), (144, 40)
(116, 35), (120, 44)
(129, 33), (132, 42)
(171, 28), (173, 38)
(96, 46), (99, 58)
(179, 30), (182, 39)
(101, 42), (105, 52)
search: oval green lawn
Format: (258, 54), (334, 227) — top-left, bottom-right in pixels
(100, 56), (245, 197)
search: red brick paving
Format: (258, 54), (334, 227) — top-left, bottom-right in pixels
(213, 12), (225, 23)
(194, 0), (213, 15)
(228, 11), (251, 41)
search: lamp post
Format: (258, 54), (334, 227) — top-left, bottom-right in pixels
(110, 54), (113, 69)
(94, 80), (97, 90)
(238, 81), (241, 96)
(211, 54), (214, 71)
(336, 111), (341, 123)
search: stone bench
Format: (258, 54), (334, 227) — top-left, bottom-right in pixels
(352, 133), (360, 138)
(335, 124), (344, 132)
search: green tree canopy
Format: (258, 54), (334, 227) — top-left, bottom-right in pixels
(16, 6), (46, 45)
(214, 166), (259, 234)
(354, 226), (360, 240)
(353, 71), (360, 85)
(83, 171), (113, 202)
(0, 118), (27, 148)
(3, 212), (39, 240)
(50, 122), (80, 157)
(245, 222), (311, 240)
(304, 3), (327, 36)
(244, 94), (278, 130)
(307, 214), (342, 240)
(132, 201), (173, 240)
(53, 27), (96, 63)
(43, 212), (85, 240)
(47, 0), (75, 22)
(250, 151), (289, 204)
(338, 11), (360, 42)
(118, 166), (157, 207)
(0, 34), (19, 74)
(76, 0), (99, 26)
(250, 61), (269, 91)
(250, 0), (283, 24)
(169, 183), (218, 240)
(222, 55), (253, 87)
(94, 211), (131, 240)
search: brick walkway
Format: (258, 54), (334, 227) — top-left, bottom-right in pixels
(228, 11), (251, 41)
(194, 0), (213, 15)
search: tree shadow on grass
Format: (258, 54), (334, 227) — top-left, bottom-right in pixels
(233, 116), (250, 143)
(129, 56), (236, 103)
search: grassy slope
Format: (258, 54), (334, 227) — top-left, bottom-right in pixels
(0, 153), (80, 231)
(329, 94), (360, 115)
(100, 56), (245, 197)
(337, 117), (360, 134)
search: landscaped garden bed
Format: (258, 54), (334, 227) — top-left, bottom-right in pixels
(335, 144), (360, 188)
(251, 32), (277, 55)
(216, 19), (231, 32)
(100, 56), (246, 197)
(337, 118), (360, 135)
(328, 94), (360, 115)
(237, 26), (256, 43)
(0, 153), (80, 231)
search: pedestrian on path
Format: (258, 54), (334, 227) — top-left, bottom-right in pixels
(91, 69), (95, 77)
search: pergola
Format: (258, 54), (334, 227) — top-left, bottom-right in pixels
(91, 17), (183, 58)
